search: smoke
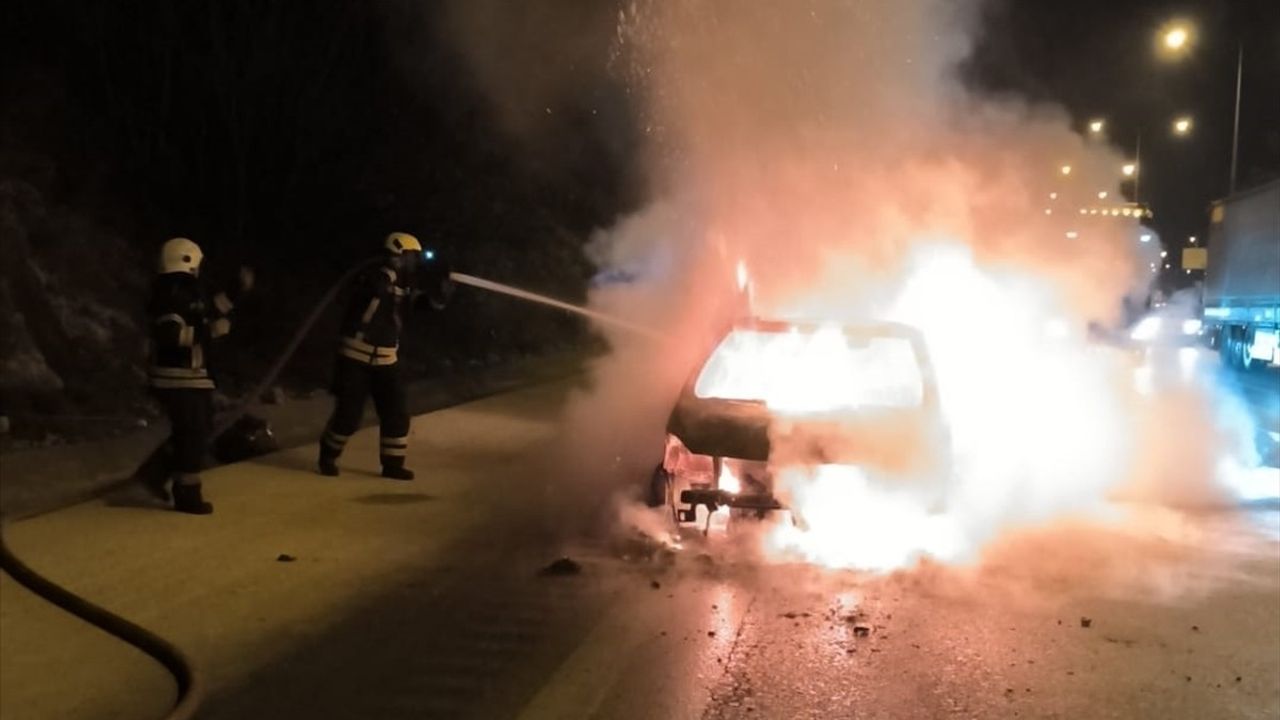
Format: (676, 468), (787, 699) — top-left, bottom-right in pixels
(440, 0), (1265, 558)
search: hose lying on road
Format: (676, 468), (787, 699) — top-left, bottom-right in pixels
(0, 524), (202, 720)
(0, 257), (381, 720)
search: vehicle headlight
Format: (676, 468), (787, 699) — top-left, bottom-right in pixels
(1130, 317), (1162, 341)
(1181, 319), (1202, 335)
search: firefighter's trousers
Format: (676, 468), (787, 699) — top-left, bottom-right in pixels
(153, 387), (213, 483)
(319, 356), (410, 468)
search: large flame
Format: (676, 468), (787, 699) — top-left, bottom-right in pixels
(710, 243), (1183, 570)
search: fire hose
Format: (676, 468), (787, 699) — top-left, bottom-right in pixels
(0, 258), (663, 719)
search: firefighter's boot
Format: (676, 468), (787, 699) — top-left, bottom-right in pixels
(318, 427), (348, 477)
(172, 476), (213, 515)
(318, 447), (341, 477)
(381, 458), (415, 481)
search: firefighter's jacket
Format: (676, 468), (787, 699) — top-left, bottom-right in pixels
(337, 265), (411, 366)
(147, 273), (238, 390)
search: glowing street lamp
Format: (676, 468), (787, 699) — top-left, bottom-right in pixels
(1157, 20), (1194, 59)
(1140, 234), (1153, 243)
(1097, 190), (1109, 200)
(1164, 26), (1189, 51)
(1088, 119), (1105, 135)
(1189, 235), (1197, 244)
(1060, 164), (1073, 176)
(1172, 116), (1193, 136)
(1122, 163), (1137, 177)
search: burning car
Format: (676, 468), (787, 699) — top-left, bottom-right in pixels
(647, 319), (951, 530)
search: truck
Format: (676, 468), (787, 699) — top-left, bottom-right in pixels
(1202, 179), (1280, 370)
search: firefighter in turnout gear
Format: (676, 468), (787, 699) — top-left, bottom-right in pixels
(318, 232), (452, 480)
(147, 237), (253, 514)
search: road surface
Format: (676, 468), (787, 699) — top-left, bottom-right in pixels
(2, 378), (1278, 719)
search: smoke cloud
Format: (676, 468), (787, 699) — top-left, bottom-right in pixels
(442, 0), (1264, 559)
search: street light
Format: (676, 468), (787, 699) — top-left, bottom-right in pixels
(1060, 164), (1073, 176)
(1172, 116), (1193, 136)
(1189, 235), (1197, 244)
(1122, 163), (1137, 177)
(1097, 190), (1109, 199)
(1157, 20), (1194, 58)
(1089, 119), (1105, 135)
(1157, 18), (1244, 192)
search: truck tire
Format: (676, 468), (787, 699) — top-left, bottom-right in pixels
(1218, 327), (1236, 367)
(1239, 328), (1259, 371)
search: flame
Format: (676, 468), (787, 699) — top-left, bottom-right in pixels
(694, 325), (925, 415)
(719, 461), (742, 494)
(708, 244), (1156, 570)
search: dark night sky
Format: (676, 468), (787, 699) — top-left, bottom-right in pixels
(3, 1), (1276, 289)
(968, 0), (1280, 286)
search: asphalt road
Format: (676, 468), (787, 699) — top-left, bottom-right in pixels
(2, 378), (1278, 720)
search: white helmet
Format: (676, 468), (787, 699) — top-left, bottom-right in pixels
(159, 237), (203, 275)
(384, 232), (422, 256)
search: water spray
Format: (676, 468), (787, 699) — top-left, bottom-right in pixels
(448, 272), (666, 341)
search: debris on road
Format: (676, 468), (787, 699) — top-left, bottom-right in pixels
(707, 630), (716, 637)
(261, 386), (286, 405)
(1191, 625), (1200, 632)
(1080, 617), (1092, 629)
(538, 557), (582, 577)
(650, 579), (661, 589)
(853, 625), (871, 638)
(276, 554), (297, 562)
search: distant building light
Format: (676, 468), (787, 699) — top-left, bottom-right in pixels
(1189, 235), (1197, 244)
(1066, 230), (1079, 239)
(1097, 191), (1109, 199)
(1140, 234), (1152, 243)
(1049, 192), (1059, 200)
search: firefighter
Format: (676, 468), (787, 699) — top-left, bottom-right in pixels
(318, 232), (452, 479)
(147, 237), (253, 514)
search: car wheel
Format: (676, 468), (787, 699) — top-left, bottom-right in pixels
(646, 463), (672, 508)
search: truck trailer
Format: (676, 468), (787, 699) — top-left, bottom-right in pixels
(1203, 179), (1280, 370)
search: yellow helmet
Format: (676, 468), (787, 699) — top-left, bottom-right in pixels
(384, 232), (422, 255)
(159, 237), (203, 275)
